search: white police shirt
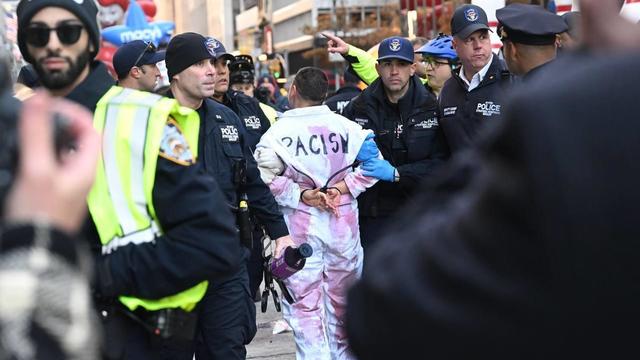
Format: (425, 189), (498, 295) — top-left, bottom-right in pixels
(459, 54), (494, 92)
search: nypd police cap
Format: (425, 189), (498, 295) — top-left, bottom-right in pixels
(377, 37), (414, 64)
(451, 4), (491, 40)
(497, 4), (568, 45)
(206, 37), (235, 63)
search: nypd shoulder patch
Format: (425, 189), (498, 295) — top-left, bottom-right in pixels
(159, 119), (195, 166)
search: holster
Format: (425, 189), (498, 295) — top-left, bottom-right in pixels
(132, 307), (198, 342)
(236, 195), (254, 249)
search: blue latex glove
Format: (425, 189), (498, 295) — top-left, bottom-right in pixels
(356, 133), (379, 162)
(361, 158), (395, 182)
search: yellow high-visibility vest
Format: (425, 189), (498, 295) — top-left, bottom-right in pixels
(88, 86), (205, 312)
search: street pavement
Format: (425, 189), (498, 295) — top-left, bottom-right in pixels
(247, 302), (296, 359)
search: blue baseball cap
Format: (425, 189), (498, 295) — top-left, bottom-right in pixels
(451, 4), (491, 40)
(113, 40), (165, 79)
(377, 37), (414, 64)
(205, 37), (235, 63)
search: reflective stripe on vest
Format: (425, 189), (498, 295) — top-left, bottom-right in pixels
(88, 86), (205, 312)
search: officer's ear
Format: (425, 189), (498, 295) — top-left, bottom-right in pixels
(129, 66), (141, 79)
(505, 41), (518, 61)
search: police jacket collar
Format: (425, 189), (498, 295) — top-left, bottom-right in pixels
(66, 61), (115, 113)
(452, 55), (508, 92)
(523, 58), (554, 81)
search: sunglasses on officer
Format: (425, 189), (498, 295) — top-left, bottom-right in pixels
(133, 41), (157, 68)
(24, 21), (85, 47)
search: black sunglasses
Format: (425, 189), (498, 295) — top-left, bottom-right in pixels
(24, 23), (84, 47)
(133, 41), (157, 68)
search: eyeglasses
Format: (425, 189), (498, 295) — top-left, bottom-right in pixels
(24, 23), (84, 47)
(421, 57), (450, 68)
(132, 41), (156, 68)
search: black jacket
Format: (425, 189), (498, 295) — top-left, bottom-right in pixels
(324, 85), (362, 115)
(216, 90), (271, 150)
(71, 65), (242, 300)
(66, 61), (114, 113)
(343, 75), (448, 217)
(196, 98), (289, 239)
(438, 55), (512, 153)
(347, 52), (640, 358)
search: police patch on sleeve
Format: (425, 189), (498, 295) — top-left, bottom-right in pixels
(159, 119), (195, 166)
(220, 125), (240, 142)
(243, 116), (262, 130)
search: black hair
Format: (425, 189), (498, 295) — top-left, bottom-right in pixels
(293, 67), (328, 104)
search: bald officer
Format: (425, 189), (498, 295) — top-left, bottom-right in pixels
(497, 3), (567, 79)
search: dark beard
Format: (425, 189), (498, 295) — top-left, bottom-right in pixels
(34, 50), (91, 90)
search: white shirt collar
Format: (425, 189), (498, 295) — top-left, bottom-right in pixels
(459, 54), (494, 92)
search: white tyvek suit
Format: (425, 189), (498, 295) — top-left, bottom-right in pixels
(255, 105), (378, 360)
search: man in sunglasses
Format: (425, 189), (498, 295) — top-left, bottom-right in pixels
(17, 1), (243, 359)
(17, 0), (113, 111)
(113, 40), (164, 92)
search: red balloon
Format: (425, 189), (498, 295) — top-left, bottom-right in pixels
(137, 1), (157, 18)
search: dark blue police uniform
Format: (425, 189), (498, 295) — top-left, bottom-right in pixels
(214, 90), (280, 300)
(438, 4), (514, 154)
(438, 56), (512, 153)
(218, 90), (271, 151)
(193, 98), (289, 360)
(343, 75), (449, 252)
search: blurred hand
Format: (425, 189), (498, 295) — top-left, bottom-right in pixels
(4, 92), (100, 233)
(274, 235), (296, 259)
(581, 0), (640, 51)
(324, 33), (350, 55)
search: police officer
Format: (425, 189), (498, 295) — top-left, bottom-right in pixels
(208, 38), (280, 300)
(165, 32), (294, 360)
(16, 1), (242, 359)
(346, 1), (640, 357)
(112, 39), (164, 92)
(324, 68), (362, 115)
(325, 33), (430, 86)
(209, 39), (272, 150)
(439, 4), (512, 153)
(342, 36), (448, 253)
(228, 54), (279, 124)
(497, 4), (567, 79)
